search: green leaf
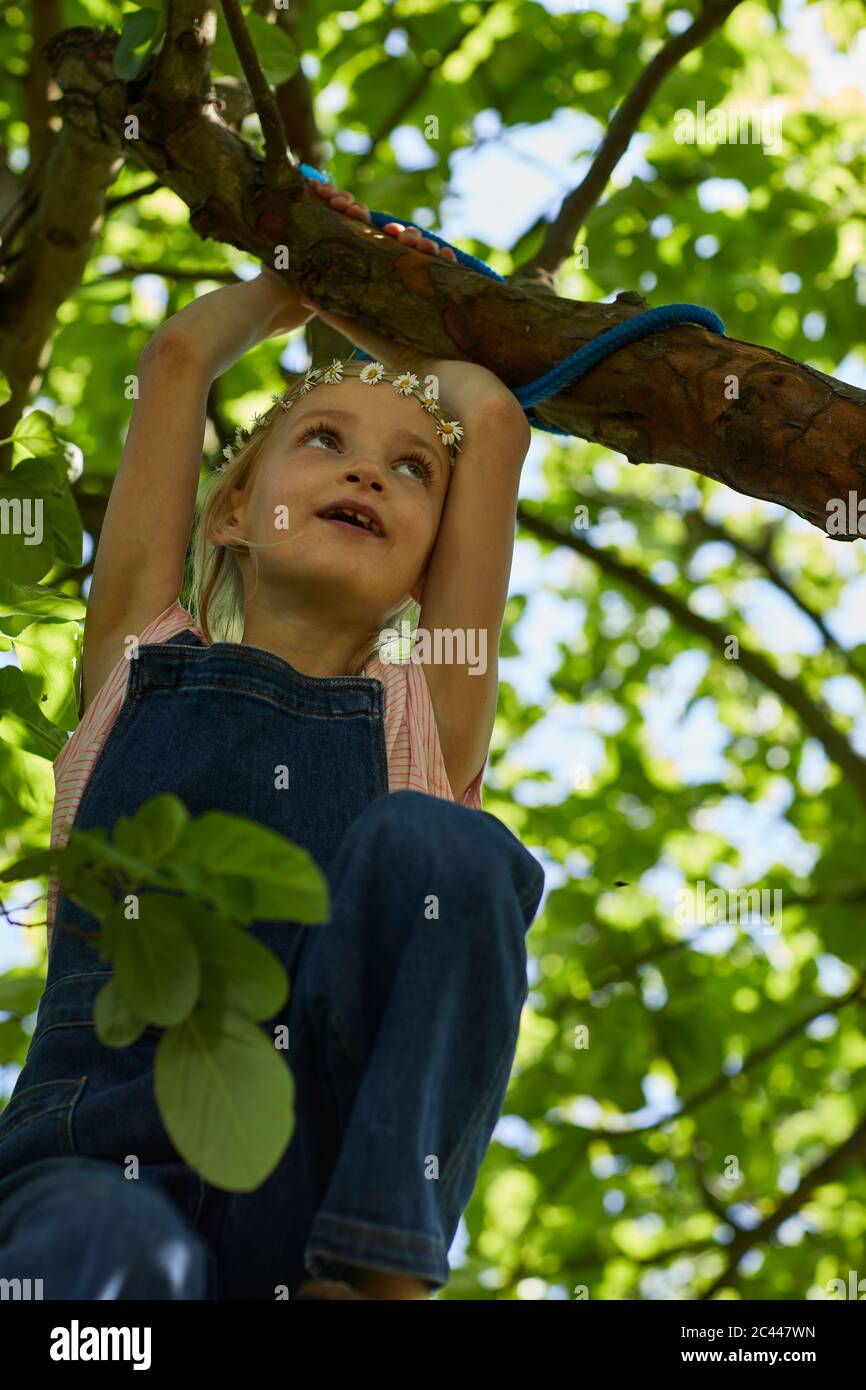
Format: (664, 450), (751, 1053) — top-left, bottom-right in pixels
(0, 458), (83, 585)
(93, 976), (149, 1047)
(0, 577), (85, 624)
(12, 410), (60, 458)
(0, 667), (68, 763)
(114, 794), (191, 863)
(155, 1003), (295, 1191)
(0, 972), (45, 1016)
(0, 846), (63, 884)
(246, 13), (299, 85)
(107, 896), (200, 1028)
(11, 615), (82, 730)
(182, 909), (289, 1021)
(169, 812), (330, 923)
(0, 371), (10, 408)
(112, 6), (164, 81)
(211, 13), (299, 86)
(211, 22), (241, 78)
(0, 1017), (29, 1065)
(68, 825), (157, 885)
(0, 736), (56, 817)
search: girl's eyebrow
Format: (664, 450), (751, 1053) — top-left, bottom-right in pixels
(291, 405), (448, 472)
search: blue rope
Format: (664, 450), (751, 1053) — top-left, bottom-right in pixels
(299, 163), (726, 438)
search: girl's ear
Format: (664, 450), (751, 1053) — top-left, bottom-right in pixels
(210, 511), (245, 551)
(213, 485), (248, 549)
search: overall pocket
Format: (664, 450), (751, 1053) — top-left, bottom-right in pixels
(0, 1076), (88, 1176)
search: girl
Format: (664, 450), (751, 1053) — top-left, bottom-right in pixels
(0, 177), (546, 1301)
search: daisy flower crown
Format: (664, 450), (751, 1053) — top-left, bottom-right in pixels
(220, 358), (464, 469)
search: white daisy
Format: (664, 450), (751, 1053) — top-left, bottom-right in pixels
(393, 371), (420, 396)
(222, 444), (235, 463)
(298, 367), (322, 394)
(360, 361), (385, 384)
(436, 421), (464, 448)
(322, 358), (344, 384)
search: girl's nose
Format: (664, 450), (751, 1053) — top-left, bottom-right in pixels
(341, 459), (387, 491)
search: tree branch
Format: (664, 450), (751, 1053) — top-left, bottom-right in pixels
(516, 0), (746, 285)
(150, 0), (216, 104)
(699, 1109), (866, 1298)
(105, 178), (163, 211)
(85, 261), (237, 284)
(219, 0), (292, 184)
(251, 0), (324, 170)
(21, 0), (63, 168)
(0, 29), (123, 466)
(348, 2), (501, 183)
(516, 504), (866, 804)
(14, 22), (866, 541)
(576, 480), (860, 673)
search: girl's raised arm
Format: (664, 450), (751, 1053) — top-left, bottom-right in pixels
(80, 272), (312, 713)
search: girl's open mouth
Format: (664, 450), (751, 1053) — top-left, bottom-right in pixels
(317, 507), (385, 538)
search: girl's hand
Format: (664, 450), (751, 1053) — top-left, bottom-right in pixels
(258, 172), (458, 336)
(257, 263), (317, 337)
(304, 176), (458, 263)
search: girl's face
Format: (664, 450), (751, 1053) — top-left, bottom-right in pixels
(222, 377), (453, 619)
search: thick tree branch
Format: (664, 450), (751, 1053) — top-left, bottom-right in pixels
(516, 505), (866, 804)
(0, 31), (123, 466)
(10, 22), (866, 542)
(150, 0), (216, 104)
(517, 0), (746, 285)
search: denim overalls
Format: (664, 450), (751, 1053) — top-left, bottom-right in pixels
(0, 630), (545, 1298)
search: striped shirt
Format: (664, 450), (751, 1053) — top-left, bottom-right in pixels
(48, 601), (485, 935)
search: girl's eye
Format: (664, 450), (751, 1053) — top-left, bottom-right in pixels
(299, 427), (339, 450)
(298, 424), (434, 483)
(396, 455), (435, 484)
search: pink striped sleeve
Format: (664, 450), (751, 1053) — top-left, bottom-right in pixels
(367, 654), (486, 809)
(47, 600), (196, 939)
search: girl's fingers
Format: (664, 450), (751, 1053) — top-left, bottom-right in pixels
(309, 188), (455, 262)
(307, 179), (370, 222)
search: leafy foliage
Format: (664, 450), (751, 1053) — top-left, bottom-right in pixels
(1, 793), (328, 1190)
(1, 0), (865, 1297)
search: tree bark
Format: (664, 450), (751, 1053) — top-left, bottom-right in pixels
(3, 24), (865, 540)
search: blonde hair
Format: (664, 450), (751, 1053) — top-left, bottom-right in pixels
(184, 358), (424, 676)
